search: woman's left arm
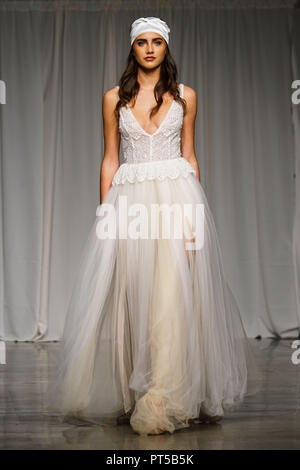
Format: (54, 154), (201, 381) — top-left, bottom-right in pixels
(180, 85), (200, 182)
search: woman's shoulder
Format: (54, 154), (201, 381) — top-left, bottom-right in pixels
(103, 85), (119, 98)
(102, 86), (119, 122)
(180, 84), (196, 99)
(102, 86), (119, 109)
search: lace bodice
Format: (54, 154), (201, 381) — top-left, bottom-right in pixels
(112, 83), (196, 185)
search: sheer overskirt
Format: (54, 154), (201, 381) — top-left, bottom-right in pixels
(46, 173), (263, 435)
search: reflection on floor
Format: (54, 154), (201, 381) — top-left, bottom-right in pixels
(0, 339), (299, 450)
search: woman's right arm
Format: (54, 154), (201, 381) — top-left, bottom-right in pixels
(99, 87), (120, 205)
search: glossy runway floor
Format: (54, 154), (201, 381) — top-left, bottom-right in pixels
(0, 338), (299, 450)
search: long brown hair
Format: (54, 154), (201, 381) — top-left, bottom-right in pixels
(114, 43), (186, 122)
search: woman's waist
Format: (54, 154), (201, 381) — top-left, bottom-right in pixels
(120, 156), (184, 166)
(112, 157), (196, 185)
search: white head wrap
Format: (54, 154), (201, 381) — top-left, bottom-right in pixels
(130, 17), (170, 46)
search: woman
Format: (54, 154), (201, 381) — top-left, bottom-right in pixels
(47, 16), (263, 437)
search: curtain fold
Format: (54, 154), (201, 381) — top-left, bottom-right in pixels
(0, 0), (297, 11)
(0, 0), (299, 340)
(291, 10), (300, 336)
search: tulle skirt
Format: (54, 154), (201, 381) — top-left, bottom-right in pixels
(46, 171), (263, 436)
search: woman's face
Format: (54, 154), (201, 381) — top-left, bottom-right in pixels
(133, 32), (167, 68)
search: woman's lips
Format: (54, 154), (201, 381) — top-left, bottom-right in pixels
(145, 57), (155, 61)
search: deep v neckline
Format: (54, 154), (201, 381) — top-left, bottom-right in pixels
(126, 99), (176, 137)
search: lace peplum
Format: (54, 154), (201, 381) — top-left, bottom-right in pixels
(112, 83), (196, 186)
(112, 156), (196, 185)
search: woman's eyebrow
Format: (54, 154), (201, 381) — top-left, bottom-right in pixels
(137, 38), (162, 41)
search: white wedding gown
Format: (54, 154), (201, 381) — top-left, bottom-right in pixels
(46, 83), (263, 436)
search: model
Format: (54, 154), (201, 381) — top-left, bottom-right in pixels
(47, 16), (263, 437)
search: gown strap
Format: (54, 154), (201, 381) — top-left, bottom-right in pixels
(179, 83), (184, 98)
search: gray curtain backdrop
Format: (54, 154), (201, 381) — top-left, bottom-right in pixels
(0, 0), (299, 341)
